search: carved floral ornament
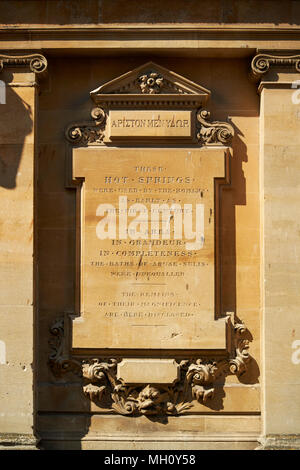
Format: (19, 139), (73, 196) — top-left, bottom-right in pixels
(48, 315), (251, 416)
(138, 72), (164, 94)
(90, 61), (210, 101)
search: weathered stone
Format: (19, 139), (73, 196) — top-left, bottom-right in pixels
(1, 0), (300, 451)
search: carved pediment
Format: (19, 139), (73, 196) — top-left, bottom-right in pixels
(66, 62), (234, 146)
(90, 61), (210, 109)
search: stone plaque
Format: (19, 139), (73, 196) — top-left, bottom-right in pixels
(72, 147), (229, 350)
(117, 359), (180, 384)
(108, 111), (192, 139)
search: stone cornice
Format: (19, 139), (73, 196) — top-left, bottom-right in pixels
(1, 27), (300, 56)
(1, 25), (300, 32)
(0, 53), (47, 74)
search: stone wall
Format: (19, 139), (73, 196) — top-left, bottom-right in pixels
(0, 0), (300, 450)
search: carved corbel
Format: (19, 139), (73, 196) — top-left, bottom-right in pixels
(0, 53), (47, 74)
(250, 53), (300, 81)
(196, 109), (234, 146)
(65, 107), (106, 145)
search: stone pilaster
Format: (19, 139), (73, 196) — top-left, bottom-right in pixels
(0, 53), (47, 449)
(251, 51), (300, 449)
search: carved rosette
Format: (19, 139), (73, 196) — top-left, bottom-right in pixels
(65, 107), (106, 145)
(138, 72), (164, 94)
(251, 53), (300, 80)
(196, 109), (234, 146)
(49, 316), (252, 416)
(0, 53), (47, 74)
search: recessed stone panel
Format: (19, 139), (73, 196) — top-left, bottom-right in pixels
(117, 359), (180, 384)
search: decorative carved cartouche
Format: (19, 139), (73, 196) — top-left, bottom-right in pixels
(49, 315), (251, 416)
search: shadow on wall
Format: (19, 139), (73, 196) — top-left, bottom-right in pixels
(219, 119), (260, 402)
(0, 74), (33, 189)
(220, 120), (247, 317)
(0, 0), (299, 26)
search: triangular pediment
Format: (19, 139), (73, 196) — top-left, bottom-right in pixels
(90, 62), (210, 109)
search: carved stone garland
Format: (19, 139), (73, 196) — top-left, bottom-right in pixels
(49, 316), (251, 416)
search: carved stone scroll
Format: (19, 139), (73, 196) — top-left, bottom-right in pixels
(0, 53), (47, 74)
(250, 53), (300, 80)
(196, 109), (234, 146)
(65, 107), (106, 145)
(48, 316), (81, 377)
(66, 107), (233, 146)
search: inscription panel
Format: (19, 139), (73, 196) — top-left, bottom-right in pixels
(108, 111), (192, 140)
(72, 148), (229, 350)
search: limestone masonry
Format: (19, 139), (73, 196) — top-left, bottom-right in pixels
(0, 0), (300, 450)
